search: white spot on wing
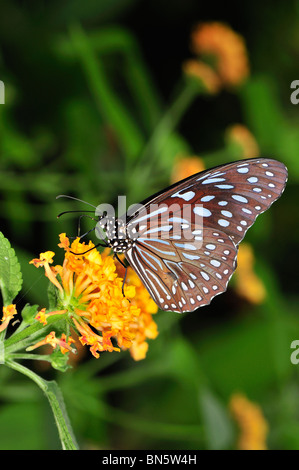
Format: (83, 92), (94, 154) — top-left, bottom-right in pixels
(218, 219), (230, 227)
(202, 177), (226, 184)
(242, 208), (252, 214)
(215, 184), (234, 189)
(237, 167), (249, 174)
(247, 177), (258, 183)
(182, 253), (200, 260)
(206, 244), (216, 250)
(232, 195), (248, 203)
(201, 271), (210, 281)
(210, 260), (221, 267)
(171, 190), (196, 201)
(221, 210), (233, 218)
(194, 206), (212, 217)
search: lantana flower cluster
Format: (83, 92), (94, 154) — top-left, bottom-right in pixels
(27, 234), (158, 361)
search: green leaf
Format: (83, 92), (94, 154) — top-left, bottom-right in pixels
(0, 232), (23, 305)
(21, 304), (39, 324)
(51, 349), (72, 373)
(47, 281), (59, 311)
(55, 27), (163, 132)
(199, 387), (234, 450)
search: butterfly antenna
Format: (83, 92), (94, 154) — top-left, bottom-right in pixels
(56, 195), (97, 209)
(57, 209), (95, 218)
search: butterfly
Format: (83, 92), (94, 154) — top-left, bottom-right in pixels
(60, 158), (288, 313)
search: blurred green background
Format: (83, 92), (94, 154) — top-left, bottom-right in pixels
(0, 0), (299, 450)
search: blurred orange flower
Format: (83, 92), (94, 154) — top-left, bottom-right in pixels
(182, 59), (221, 94)
(235, 243), (266, 304)
(171, 156), (205, 184)
(29, 234), (158, 361)
(230, 393), (268, 450)
(226, 124), (260, 159)
(0, 304), (17, 332)
(191, 22), (249, 87)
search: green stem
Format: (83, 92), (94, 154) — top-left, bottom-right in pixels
(103, 402), (205, 442)
(138, 81), (199, 170)
(4, 313), (66, 354)
(10, 353), (53, 362)
(127, 81), (199, 202)
(5, 359), (79, 450)
(86, 28), (162, 132)
(74, 392), (204, 443)
(69, 23), (144, 164)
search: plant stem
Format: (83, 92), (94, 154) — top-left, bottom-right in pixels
(126, 81), (199, 202)
(69, 22), (144, 164)
(6, 359), (79, 450)
(10, 353), (53, 362)
(138, 81), (199, 169)
(4, 313), (65, 354)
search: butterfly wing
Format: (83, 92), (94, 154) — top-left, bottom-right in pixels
(127, 158), (288, 245)
(125, 158), (288, 312)
(125, 227), (237, 312)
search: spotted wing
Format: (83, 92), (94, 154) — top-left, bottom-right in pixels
(127, 158), (288, 246)
(125, 227), (237, 312)
(125, 158), (288, 312)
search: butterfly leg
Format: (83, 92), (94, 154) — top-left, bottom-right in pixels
(114, 253), (130, 299)
(68, 227), (96, 241)
(64, 214), (98, 241)
(70, 242), (108, 255)
(77, 214), (98, 237)
(122, 265), (128, 298)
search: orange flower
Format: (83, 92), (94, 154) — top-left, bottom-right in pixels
(0, 304), (17, 332)
(191, 22), (249, 87)
(226, 124), (259, 159)
(171, 156), (205, 184)
(35, 307), (68, 326)
(235, 243), (266, 304)
(230, 393), (269, 450)
(114, 257), (159, 361)
(27, 331), (76, 354)
(60, 333), (76, 355)
(29, 234), (159, 360)
(30, 251), (63, 293)
(182, 59), (221, 94)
